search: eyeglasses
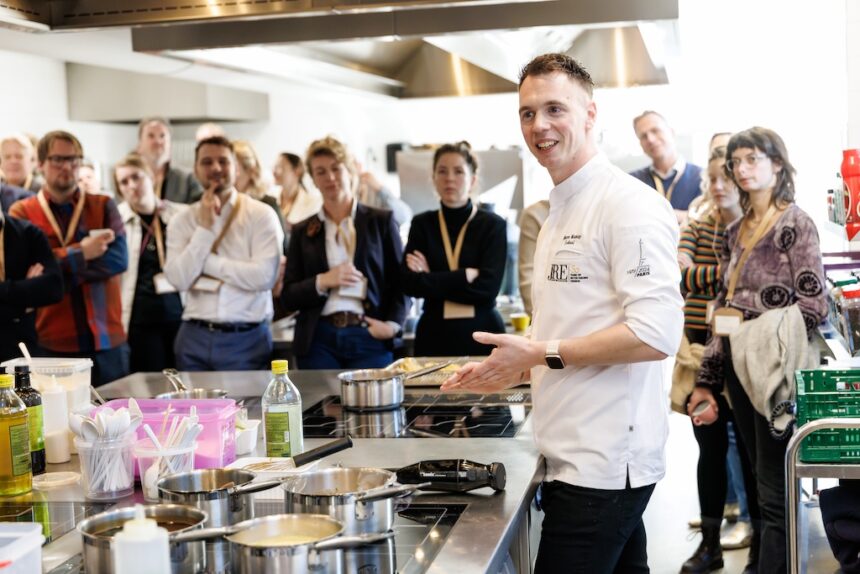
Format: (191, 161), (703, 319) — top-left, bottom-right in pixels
(726, 154), (768, 172)
(46, 155), (83, 168)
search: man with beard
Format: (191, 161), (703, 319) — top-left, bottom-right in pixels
(10, 131), (129, 386)
(164, 136), (283, 371)
(630, 111), (702, 226)
(137, 117), (202, 204)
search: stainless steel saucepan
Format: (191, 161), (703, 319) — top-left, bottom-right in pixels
(172, 513), (394, 574)
(156, 368), (228, 400)
(78, 504), (208, 574)
(339, 361), (450, 410)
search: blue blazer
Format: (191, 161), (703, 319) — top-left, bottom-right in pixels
(281, 203), (408, 357)
(629, 163), (703, 211)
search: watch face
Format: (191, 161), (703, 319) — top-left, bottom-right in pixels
(545, 355), (565, 369)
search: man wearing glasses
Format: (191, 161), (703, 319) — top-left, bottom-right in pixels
(630, 110), (703, 226)
(10, 131), (129, 386)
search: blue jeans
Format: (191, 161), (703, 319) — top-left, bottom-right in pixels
(297, 321), (392, 370)
(727, 421), (751, 522)
(535, 480), (656, 574)
(174, 321), (272, 371)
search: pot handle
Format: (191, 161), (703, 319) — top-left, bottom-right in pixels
(403, 361), (452, 381)
(354, 482), (431, 503)
(312, 530), (394, 552)
(170, 525), (238, 544)
(292, 436), (353, 468)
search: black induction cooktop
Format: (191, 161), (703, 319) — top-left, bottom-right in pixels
(303, 391), (531, 439)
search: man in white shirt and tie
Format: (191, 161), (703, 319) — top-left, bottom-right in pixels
(165, 136), (283, 371)
(443, 54), (684, 573)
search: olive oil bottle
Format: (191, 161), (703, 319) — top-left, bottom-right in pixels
(0, 373), (31, 496)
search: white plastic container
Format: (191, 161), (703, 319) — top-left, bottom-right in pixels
(1, 357), (93, 413)
(41, 376), (70, 464)
(112, 504), (171, 574)
(0, 522), (44, 573)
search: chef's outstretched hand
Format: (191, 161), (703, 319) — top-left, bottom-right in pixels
(441, 331), (540, 392)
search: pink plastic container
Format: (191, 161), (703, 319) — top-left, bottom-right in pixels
(92, 399), (239, 473)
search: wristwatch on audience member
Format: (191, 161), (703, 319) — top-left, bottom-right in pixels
(545, 340), (565, 369)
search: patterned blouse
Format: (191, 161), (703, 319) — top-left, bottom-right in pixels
(695, 204), (827, 389)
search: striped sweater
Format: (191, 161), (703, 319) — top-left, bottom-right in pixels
(678, 213), (726, 331)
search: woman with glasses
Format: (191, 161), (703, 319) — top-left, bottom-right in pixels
(114, 153), (186, 372)
(281, 136), (407, 369)
(678, 142), (756, 574)
(401, 141), (507, 356)
(688, 127), (827, 574)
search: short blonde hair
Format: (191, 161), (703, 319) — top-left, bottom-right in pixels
(305, 136), (355, 176)
(113, 152), (154, 196)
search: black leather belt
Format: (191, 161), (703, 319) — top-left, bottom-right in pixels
(320, 311), (366, 328)
(189, 319), (262, 333)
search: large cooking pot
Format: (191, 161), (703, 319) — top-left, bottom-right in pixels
(172, 513), (394, 574)
(282, 467), (426, 535)
(157, 437), (353, 527)
(339, 362), (449, 410)
(78, 504), (208, 574)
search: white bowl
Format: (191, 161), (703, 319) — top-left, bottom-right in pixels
(235, 419), (261, 455)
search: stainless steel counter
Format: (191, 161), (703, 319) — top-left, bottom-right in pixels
(39, 370), (543, 573)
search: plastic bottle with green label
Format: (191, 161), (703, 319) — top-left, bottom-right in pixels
(14, 365), (45, 475)
(0, 373), (31, 496)
(262, 360), (304, 458)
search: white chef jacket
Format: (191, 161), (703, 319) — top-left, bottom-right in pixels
(164, 190), (284, 324)
(530, 153), (684, 490)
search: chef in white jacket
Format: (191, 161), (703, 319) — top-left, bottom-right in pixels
(442, 53), (684, 573)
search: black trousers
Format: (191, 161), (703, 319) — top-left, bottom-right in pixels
(691, 392), (758, 521)
(724, 339), (788, 574)
(128, 321), (181, 373)
(535, 480), (656, 574)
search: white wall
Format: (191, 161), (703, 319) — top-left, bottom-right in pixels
(0, 50), (138, 177)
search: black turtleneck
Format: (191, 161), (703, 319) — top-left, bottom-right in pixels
(400, 201), (508, 356)
(440, 199), (473, 241)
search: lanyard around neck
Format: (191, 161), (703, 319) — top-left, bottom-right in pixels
(138, 212), (166, 268)
(211, 193), (243, 255)
(725, 204), (780, 304)
(334, 217), (356, 260)
(438, 204), (478, 271)
(37, 188), (87, 247)
(652, 166), (685, 202)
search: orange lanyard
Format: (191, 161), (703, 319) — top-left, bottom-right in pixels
(335, 217), (356, 259)
(652, 166), (685, 202)
(37, 189), (87, 247)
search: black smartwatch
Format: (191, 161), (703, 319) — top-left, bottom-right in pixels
(545, 340), (565, 369)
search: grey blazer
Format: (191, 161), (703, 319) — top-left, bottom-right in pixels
(163, 165), (203, 204)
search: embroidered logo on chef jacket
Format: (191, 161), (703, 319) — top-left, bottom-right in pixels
(547, 262), (590, 283)
(626, 239), (651, 277)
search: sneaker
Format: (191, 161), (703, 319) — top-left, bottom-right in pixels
(688, 516), (700, 528)
(724, 502), (740, 524)
(721, 520), (753, 550)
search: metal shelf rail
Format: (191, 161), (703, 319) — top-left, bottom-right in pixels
(786, 417), (860, 574)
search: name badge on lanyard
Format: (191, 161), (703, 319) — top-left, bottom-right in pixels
(439, 205), (478, 320)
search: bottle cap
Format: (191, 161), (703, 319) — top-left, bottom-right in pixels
(119, 504), (160, 538)
(14, 365), (30, 374)
(0, 374), (13, 389)
(271, 360), (289, 375)
(488, 462), (506, 491)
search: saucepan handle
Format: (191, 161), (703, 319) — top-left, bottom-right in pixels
(354, 482), (430, 503)
(312, 530), (394, 552)
(170, 525), (238, 544)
